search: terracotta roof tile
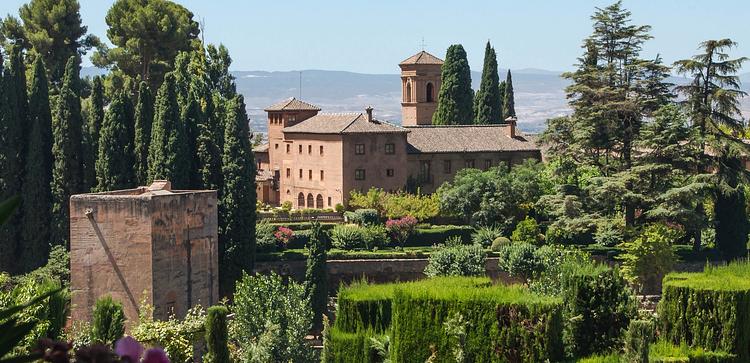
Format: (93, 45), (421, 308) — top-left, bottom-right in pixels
(283, 113), (408, 134)
(405, 125), (539, 153)
(399, 51), (444, 65)
(264, 97), (321, 111)
(253, 143), (269, 153)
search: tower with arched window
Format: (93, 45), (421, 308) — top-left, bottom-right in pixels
(399, 50), (443, 126)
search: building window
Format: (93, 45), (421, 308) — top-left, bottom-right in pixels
(420, 160), (431, 183)
(465, 159), (475, 169)
(275, 143), (279, 149)
(443, 160), (452, 174)
(286, 168), (290, 178)
(320, 145), (324, 155)
(288, 115), (296, 123)
(355, 169), (366, 180)
(405, 81), (412, 103)
(316, 194), (324, 209)
(308, 145), (312, 154)
(297, 193), (305, 208)
(308, 170), (312, 180)
(386, 169), (394, 177)
(385, 143), (395, 154)
(484, 159), (492, 169)
(426, 82), (434, 102)
(328, 197), (332, 206)
(320, 170), (324, 180)
(286, 144), (290, 153)
(299, 169), (303, 178)
(307, 193), (314, 208)
(355, 143), (365, 155)
(298, 144), (302, 153)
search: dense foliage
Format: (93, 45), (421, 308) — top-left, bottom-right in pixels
(204, 306), (230, 363)
(304, 221), (328, 332)
(432, 44), (473, 125)
(90, 296), (125, 346)
(423, 242), (486, 277)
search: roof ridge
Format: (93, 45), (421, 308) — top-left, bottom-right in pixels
(340, 113), (365, 133)
(403, 124), (509, 128)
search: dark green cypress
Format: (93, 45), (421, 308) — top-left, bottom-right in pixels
(503, 70), (516, 118)
(474, 42), (502, 124)
(432, 44), (474, 125)
(90, 295), (125, 346)
(83, 76), (105, 191)
(194, 92), (223, 191)
(20, 57), (54, 271)
(133, 82), (153, 186)
(219, 95), (256, 295)
(96, 92), (136, 191)
(204, 306), (230, 363)
(305, 221), (328, 332)
(498, 80), (507, 120)
(147, 73), (189, 188)
(51, 56), (84, 247)
(714, 157), (749, 260)
(182, 91), (202, 189)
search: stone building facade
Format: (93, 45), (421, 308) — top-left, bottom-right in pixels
(255, 51), (542, 207)
(69, 181), (218, 326)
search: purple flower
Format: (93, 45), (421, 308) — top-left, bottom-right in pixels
(115, 336), (144, 363)
(142, 348), (170, 363)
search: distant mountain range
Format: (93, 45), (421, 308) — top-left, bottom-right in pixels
(81, 67), (750, 135)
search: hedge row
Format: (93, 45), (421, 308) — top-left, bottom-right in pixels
(404, 225), (474, 247)
(322, 327), (381, 363)
(658, 261), (750, 360)
(390, 280), (564, 363)
(577, 341), (737, 362)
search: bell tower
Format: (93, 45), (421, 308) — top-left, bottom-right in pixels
(399, 50), (443, 126)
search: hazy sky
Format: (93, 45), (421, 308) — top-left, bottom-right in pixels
(1, 0), (749, 74)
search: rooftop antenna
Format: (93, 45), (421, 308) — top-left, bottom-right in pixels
(420, 37), (426, 51)
(299, 71), (302, 99)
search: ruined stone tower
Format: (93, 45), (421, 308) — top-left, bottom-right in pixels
(69, 181), (218, 325)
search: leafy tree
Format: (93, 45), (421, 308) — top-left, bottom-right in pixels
(618, 223), (678, 293)
(204, 306), (230, 363)
(206, 44), (237, 98)
(51, 57), (84, 247)
(474, 42), (502, 124)
(503, 70), (515, 117)
(96, 92), (135, 191)
(21, 57), (54, 271)
(15, 0), (99, 86)
(133, 82), (153, 186)
(91, 295), (125, 346)
(424, 243), (487, 277)
(219, 95), (256, 295)
(305, 221), (328, 333)
(82, 76), (105, 191)
(147, 73), (189, 187)
(94, 0), (200, 88)
(511, 217), (542, 245)
(432, 44), (473, 125)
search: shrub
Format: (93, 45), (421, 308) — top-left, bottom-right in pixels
(619, 223), (679, 293)
(330, 224), (364, 250)
(230, 272), (314, 363)
(595, 218), (625, 247)
(424, 244), (486, 277)
(527, 245), (592, 296)
(382, 192), (440, 221)
(322, 327), (380, 363)
(355, 209), (380, 226)
(361, 225), (388, 250)
(497, 243), (542, 280)
(405, 225), (474, 247)
(91, 295), (125, 346)
(545, 220), (595, 245)
(658, 261), (750, 360)
(471, 225), (504, 246)
(334, 203), (345, 213)
(204, 306), (230, 363)
(281, 200), (293, 212)
(491, 236), (511, 251)
(131, 301), (206, 363)
(623, 319), (655, 363)
(511, 217), (543, 245)
(274, 226), (294, 247)
(335, 280), (398, 334)
(256, 220), (279, 252)
(385, 216), (418, 247)
(390, 279), (564, 362)
(649, 340), (737, 362)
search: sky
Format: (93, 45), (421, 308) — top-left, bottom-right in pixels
(1, 0), (749, 74)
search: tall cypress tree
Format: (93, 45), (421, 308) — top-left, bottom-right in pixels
(474, 42), (502, 124)
(133, 82), (153, 186)
(182, 91), (202, 189)
(305, 221), (328, 332)
(51, 56), (84, 247)
(193, 90), (223, 191)
(96, 92), (136, 191)
(21, 57), (54, 271)
(219, 95), (256, 295)
(147, 73), (189, 187)
(82, 76), (104, 192)
(503, 70), (516, 118)
(498, 81), (507, 120)
(432, 44), (474, 125)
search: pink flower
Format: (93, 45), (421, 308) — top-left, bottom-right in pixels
(142, 348), (170, 363)
(115, 336), (144, 363)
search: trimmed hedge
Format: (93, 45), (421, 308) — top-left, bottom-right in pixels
(576, 341), (737, 363)
(658, 261), (750, 360)
(391, 280), (564, 363)
(405, 225), (474, 247)
(335, 280), (397, 333)
(323, 327), (380, 363)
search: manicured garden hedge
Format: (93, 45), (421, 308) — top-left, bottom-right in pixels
(658, 261), (750, 360)
(335, 280), (397, 333)
(390, 279), (564, 363)
(322, 327), (381, 363)
(576, 341), (737, 362)
(404, 225), (474, 247)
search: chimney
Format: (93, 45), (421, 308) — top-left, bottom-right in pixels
(504, 116), (517, 138)
(366, 106), (373, 122)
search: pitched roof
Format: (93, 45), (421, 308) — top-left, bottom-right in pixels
(253, 143), (269, 153)
(405, 125), (540, 154)
(264, 97), (321, 112)
(283, 113), (408, 134)
(399, 51), (444, 65)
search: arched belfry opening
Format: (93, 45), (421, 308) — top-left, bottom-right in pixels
(405, 81), (412, 103)
(426, 82), (434, 103)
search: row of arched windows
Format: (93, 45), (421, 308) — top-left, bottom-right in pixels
(404, 81), (434, 103)
(297, 192), (324, 209)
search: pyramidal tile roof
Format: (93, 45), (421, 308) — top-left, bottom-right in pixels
(264, 97), (321, 112)
(399, 50), (444, 65)
(283, 113), (408, 134)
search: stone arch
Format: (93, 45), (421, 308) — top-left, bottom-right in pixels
(316, 194), (324, 209)
(297, 193), (305, 208)
(307, 193), (314, 208)
(426, 82), (434, 102)
(405, 81), (412, 102)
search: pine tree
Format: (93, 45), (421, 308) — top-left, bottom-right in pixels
(96, 92), (136, 191)
(204, 306), (230, 363)
(147, 73), (189, 187)
(82, 76), (105, 192)
(474, 42), (502, 124)
(51, 56), (84, 247)
(305, 221), (328, 333)
(133, 82), (153, 186)
(503, 70), (516, 118)
(219, 95), (256, 295)
(21, 57), (54, 271)
(432, 44), (474, 125)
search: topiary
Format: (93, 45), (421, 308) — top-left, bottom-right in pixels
(204, 306), (230, 363)
(91, 295), (125, 346)
(491, 237), (511, 252)
(623, 319), (654, 363)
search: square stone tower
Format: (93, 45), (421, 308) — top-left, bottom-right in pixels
(69, 181), (218, 325)
(399, 50), (444, 126)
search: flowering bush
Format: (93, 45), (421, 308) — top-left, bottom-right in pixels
(385, 216), (418, 247)
(274, 226), (294, 247)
